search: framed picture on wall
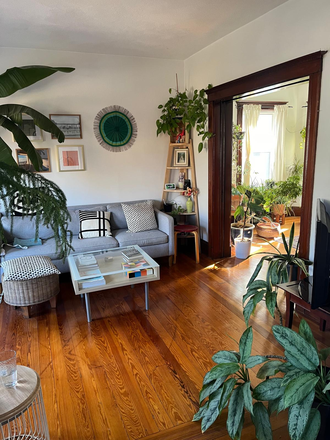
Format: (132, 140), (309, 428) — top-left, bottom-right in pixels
(16, 148), (51, 172)
(174, 148), (188, 166)
(57, 145), (85, 172)
(14, 114), (43, 141)
(50, 114), (82, 139)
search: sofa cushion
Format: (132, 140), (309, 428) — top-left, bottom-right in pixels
(1, 255), (60, 281)
(78, 210), (112, 238)
(1, 216), (54, 241)
(121, 201), (157, 233)
(70, 236), (118, 253)
(67, 205), (107, 236)
(113, 228), (168, 247)
(106, 203), (127, 230)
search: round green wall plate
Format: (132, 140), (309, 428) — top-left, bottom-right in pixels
(94, 106), (137, 152)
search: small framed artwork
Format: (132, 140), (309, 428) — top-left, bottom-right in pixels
(174, 149), (188, 166)
(50, 114), (82, 139)
(165, 183), (176, 190)
(16, 148), (51, 173)
(57, 145), (85, 172)
(15, 115), (43, 141)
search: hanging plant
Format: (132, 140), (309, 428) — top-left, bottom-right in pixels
(156, 81), (213, 152)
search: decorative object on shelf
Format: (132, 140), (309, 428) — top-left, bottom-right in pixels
(49, 114), (82, 139)
(57, 145), (85, 172)
(93, 105), (137, 152)
(16, 114), (43, 141)
(156, 76), (213, 152)
(186, 197), (193, 213)
(16, 148), (51, 173)
(177, 171), (184, 189)
(173, 195), (187, 211)
(165, 183), (176, 190)
(175, 127), (185, 143)
(184, 179), (191, 190)
(174, 148), (188, 166)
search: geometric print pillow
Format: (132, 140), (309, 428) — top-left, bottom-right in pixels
(1, 255), (60, 281)
(121, 201), (157, 233)
(78, 210), (112, 239)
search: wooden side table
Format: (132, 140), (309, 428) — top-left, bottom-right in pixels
(277, 280), (330, 330)
(0, 365), (50, 440)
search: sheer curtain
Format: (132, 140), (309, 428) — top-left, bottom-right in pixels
(272, 105), (287, 181)
(242, 104), (261, 185)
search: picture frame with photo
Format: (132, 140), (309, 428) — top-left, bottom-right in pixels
(57, 145), (85, 172)
(15, 114), (43, 141)
(50, 114), (82, 139)
(16, 148), (51, 173)
(174, 148), (188, 166)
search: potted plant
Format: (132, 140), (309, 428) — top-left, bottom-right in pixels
(156, 82), (213, 152)
(194, 225), (328, 439)
(232, 124), (244, 186)
(0, 65), (74, 258)
(168, 204), (185, 225)
(194, 319), (330, 440)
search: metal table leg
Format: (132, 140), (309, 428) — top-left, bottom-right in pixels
(144, 282), (149, 310)
(85, 293), (92, 322)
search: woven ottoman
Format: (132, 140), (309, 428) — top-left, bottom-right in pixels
(1, 256), (60, 318)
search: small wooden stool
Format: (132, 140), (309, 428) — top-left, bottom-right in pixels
(174, 225), (200, 264)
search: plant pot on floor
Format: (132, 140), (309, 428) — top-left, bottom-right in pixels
(234, 238), (252, 259)
(256, 222), (280, 238)
(231, 223), (255, 245)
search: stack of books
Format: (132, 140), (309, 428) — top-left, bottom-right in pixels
(77, 254), (105, 288)
(121, 248), (143, 263)
(124, 268), (154, 278)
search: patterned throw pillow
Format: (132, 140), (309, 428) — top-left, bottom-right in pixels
(121, 201), (157, 233)
(1, 256), (60, 281)
(78, 211), (112, 239)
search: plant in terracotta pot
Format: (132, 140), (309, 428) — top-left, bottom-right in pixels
(156, 82), (213, 152)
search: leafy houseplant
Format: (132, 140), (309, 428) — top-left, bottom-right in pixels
(0, 66), (75, 258)
(232, 124), (245, 186)
(194, 223), (327, 439)
(156, 83), (213, 152)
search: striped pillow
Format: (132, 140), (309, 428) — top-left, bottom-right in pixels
(78, 211), (112, 239)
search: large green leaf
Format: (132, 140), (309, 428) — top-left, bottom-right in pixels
(239, 326), (253, 364)
(265, 291), (277, 319)
(0, 115), (42, 170)
(207, 363), (240, 381)
(284, 373), (319, 408)
(0, 137), (16, 166)
(234, 412), (244, 440)
(281, 369), (305, 388)
(301, 409), (321, 440)
(243, 299), (255, 326)
(212, 350), (239, 364)
(253, 378), (284, 401)
(0, 65), (74, 98)
(298, 319), (317, 350)
(218, 378), (237, 413)
(227, 386), (244, 439)
(242, 381), (253, 414)
(193, 402), (208, 421)
(246, 355), (268, 369)
(201, 389), (222, 432)
(243, 286), (267, 305)
(246, 257), (269, 288)
(256, 361), (284, 379)
(252, 402), (273, 440)
(288, 389), (314, 440)
(288, 223), (295, 255)
(319, 347), (330, 361)
(272, 325), (319, 371)
(199, 376), (227, 403)
(0, 104), (65, 142)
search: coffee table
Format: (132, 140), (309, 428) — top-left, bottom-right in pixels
(67, 245), (160, 322)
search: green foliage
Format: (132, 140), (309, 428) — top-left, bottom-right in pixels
(0, 65), (74, 258)
(0, 163), (73, 259)
(156, 84), (213, 152)
(194, 313), (330, 440)
(243, 223), (312, 326)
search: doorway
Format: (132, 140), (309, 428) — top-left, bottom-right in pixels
(207, 51), (326, 260)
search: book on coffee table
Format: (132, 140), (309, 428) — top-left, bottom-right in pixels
(121, 248), (142, 261)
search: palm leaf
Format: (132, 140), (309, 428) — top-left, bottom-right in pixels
(0, 104), (65, 142)
(0, 137), (17, 166)
(0, 115), (42, 170)
(0, 65), (74, 98)
(288, 223), (295, 254)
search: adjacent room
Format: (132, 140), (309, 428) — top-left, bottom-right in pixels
(1, 0), (330, 439)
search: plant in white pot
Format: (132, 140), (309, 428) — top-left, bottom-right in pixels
(232, 187), (262, 259)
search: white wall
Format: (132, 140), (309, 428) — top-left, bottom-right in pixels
(0, 47), (183, 205)
(184, 0), (330, 253)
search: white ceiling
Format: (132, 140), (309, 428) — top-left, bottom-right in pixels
(0, 0), (288, 60)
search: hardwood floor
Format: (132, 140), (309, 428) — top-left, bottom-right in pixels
(1, 235), (329, 439)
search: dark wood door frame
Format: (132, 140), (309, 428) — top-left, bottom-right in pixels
(207, 51), (326, 259)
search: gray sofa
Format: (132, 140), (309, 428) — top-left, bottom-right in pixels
(0, 200), (174, 273)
